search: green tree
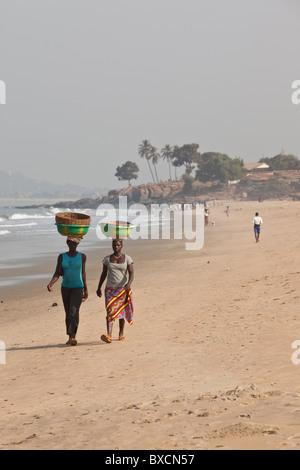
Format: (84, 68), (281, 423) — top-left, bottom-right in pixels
(172, 143), (201, 176)
(196, 152), (246, 183)
(115, 161), (139, 186)
(182, 175), (194, 194)
(138, 139), (156, 183)
(161, 144), (174, 181)
(260, 154), (300, 170)
(172, 145), (179, 180)
(149, 145), (160, 183)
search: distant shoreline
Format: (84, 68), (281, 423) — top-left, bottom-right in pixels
(0, 197), (72, 203)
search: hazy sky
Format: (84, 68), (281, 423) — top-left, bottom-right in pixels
(1, 0), (300, 190)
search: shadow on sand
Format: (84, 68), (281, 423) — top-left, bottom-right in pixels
(6, 341), (103, 352)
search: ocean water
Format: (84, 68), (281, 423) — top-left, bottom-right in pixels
(0, 199), (167, 288)
(0, 199), (110, 288)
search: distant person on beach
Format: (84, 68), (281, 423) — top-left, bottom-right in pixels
(47, 237), (88, 346)
(204, 207), (210, 226)
(252, 212), (263, 243)
(97, 239), (134, 343)
(226, 206), (230, 217)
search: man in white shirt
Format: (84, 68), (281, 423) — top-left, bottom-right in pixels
(252, 212), (263, 243)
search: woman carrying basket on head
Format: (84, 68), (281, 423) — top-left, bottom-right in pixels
(47, 237), (88, 346)
(97, 239), (134, 343)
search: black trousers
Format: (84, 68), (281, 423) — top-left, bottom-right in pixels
(61, 286), (84, 337)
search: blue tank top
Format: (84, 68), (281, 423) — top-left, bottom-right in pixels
(61, 252), (84, 288)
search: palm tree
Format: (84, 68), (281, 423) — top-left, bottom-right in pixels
(149, 146), (160, 183)
(161, 144), (174, 181)
(138, 139), (156, 183)
(172, 145), (180, 180)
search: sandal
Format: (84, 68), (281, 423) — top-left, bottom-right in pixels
(119, 336), (125, 341)
(70, 339), (77, 346)
(101, 334), (112, 344)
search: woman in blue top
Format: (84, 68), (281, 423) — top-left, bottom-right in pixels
(47, 237), (88, 346)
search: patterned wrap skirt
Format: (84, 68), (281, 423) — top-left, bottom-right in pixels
(105, 287), (134, 324)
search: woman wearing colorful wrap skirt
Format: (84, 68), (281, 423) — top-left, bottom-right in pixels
(97, 239), (134, 343)
(47, 237), (88, 346)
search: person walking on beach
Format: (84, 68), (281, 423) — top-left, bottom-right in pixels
(252, 212), (263, 243)
(204, 207), (210, 226)
(97, 239), (134, 343)
(47, 237), (88, 346)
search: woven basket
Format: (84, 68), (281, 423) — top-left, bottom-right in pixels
(55, 212), (91, 226)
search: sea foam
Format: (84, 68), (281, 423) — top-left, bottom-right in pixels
(10, 213), (53, 220)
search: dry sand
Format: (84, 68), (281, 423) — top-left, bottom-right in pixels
(1, 200), (300, 450)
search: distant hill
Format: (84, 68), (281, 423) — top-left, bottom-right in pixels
(0, 170), (107, 199)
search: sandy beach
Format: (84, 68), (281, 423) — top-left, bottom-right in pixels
(1, 199), (300, 450)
